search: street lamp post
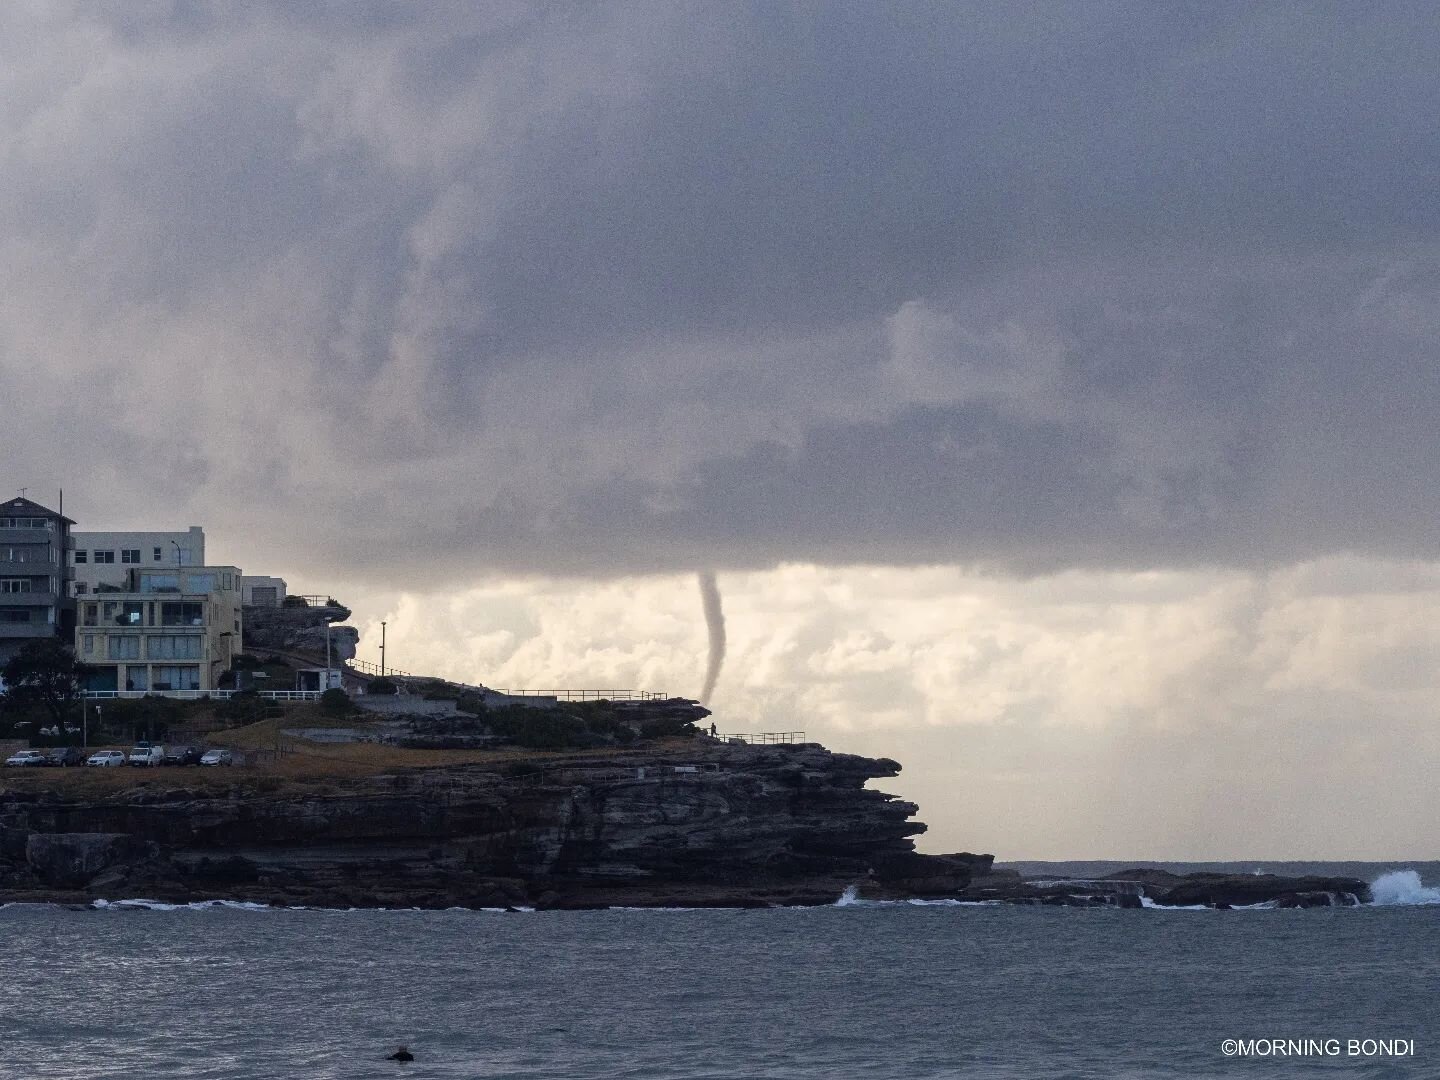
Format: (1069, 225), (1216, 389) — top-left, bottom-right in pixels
(380, 620), (387, 678)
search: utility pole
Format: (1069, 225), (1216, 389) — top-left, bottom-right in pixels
(380, 621), (387, 677)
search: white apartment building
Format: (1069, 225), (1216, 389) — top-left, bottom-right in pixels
(75, 564), (241, 692)
(71, 526), (205, 596)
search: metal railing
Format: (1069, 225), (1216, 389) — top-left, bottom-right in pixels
(82, 690), (323, 703)
(345, 658), (414, 679)
(715, 731), (807, 744)
(489, 689), (670, 702)
(289, 595), (341, 608)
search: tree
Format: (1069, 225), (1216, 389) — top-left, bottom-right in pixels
(0, 639), (89, 727)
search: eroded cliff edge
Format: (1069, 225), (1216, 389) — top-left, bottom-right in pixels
(0, 743), (987, 909)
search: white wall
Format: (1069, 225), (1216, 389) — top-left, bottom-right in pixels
(241, 575), (287, 606)
(71, 526), (205, 594)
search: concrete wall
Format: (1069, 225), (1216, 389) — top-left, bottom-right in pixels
(71, 526), (205, 595)
(240, 575), (287, 606)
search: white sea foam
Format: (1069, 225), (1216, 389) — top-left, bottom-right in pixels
(93, 898), (272, 912)
(835, 884), (862, 906)
(1369, 870), (1440, 905)
(1139, 897), (1212, 911)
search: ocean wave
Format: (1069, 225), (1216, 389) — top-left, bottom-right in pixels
(92, 898), (273, 912)
(1369, 870), (1440, 905)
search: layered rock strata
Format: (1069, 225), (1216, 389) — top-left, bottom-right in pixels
(0, 744), (982, 909)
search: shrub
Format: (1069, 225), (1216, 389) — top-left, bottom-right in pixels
(367, 677), (398, 696)
(217, 689), (267, 724)
(319, 688), (352, 716)
(281, 595), (310, 608)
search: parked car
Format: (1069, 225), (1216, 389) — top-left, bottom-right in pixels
(199, 748), (236, 767)
(4, 750), (49, 767)
(86, 751), (126, 767)
(45, 747), (86, 767)
(127, 745), (166, 767)
(162, 745), (203, 766)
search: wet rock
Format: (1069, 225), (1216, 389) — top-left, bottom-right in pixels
(25, 833), (157, 889)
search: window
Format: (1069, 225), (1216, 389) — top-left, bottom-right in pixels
(120, 602), (144, 625)
(125, 666), (148, 692)
(0, 579), (32, 593)
(102, 601), (119, 624)
(107, 636), (141, 660)
(93, 551), (115, 564)
(147, 635), (203, 659)
(140, 574), (180, 594)
(153, 547), (162, 561)
(0, 517), (50, 529)
(152, 665), (200, 691)
(74, 550), (88, 564)
(188, 574), (216, 594)
(74, 582), (88, 595)
(82, 603), (97, 627)
(82, 635), (94, 655)
(121, 549), (140, 564)
(0, 608), (31, 624)
(160, 601), (205, 627)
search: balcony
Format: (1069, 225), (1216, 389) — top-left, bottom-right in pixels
(0, 555), (56, 575)
(0, 622), (56, 640)
(0, 527), (56, 545)
(0, 591), (59, 607)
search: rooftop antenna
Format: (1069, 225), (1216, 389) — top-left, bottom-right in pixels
(17, 487), (26, 499)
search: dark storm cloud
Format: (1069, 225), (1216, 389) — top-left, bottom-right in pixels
(4, 2), (1440, 582)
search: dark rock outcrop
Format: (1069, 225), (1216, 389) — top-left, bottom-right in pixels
(243, 602), (357, 659)
(0, 744), (977, 909)
(956, 868), (1371, 908)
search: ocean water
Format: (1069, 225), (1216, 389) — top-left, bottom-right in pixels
(0, 867), (1436, 1079)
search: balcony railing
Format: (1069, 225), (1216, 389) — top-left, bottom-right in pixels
(82, 690), (323, 703)
(0, 591), (59, 606)
(0, 623), (57, 639)
(0, 527), (56, 545)
(489, 689), (671, 702)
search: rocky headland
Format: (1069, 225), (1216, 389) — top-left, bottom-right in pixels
(0, 740), (1371, 910)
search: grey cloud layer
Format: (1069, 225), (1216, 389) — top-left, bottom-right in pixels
(4, 3), (1438, 581)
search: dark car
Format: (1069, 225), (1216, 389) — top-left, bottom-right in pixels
(45, 747), (86, 767)
(162, 745), (203, 766)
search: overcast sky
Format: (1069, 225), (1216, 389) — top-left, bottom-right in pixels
(6, 3), (1440, 858)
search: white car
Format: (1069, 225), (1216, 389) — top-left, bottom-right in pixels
(127, 746), (165, 767)
(199, 749), (236, 766)
(86, 751), (127, 767)
(4, 750), (48, 767)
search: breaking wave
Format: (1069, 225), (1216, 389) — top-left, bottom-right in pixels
(92, 898), (273, 912)
(1369, 870), (1440, 906)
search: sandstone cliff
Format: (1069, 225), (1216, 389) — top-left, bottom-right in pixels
(0, 743), (984, 909)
